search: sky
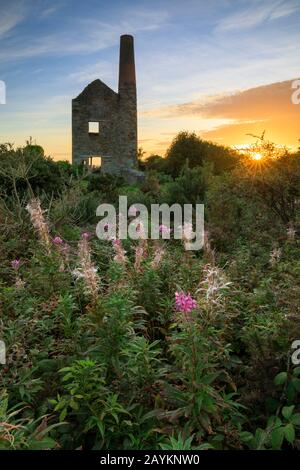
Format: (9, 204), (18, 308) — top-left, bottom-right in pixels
(0, 0), (299, 160)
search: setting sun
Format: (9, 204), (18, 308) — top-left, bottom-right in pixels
(252, 152), (263, 161)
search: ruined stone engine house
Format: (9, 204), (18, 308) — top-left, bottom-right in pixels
(72, 35), (140, 180)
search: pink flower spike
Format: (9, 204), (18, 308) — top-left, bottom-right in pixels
(52, 236), (63, 245)
(61, 243), (70, 255)
(159, 224), (171, 235)
(81, 232), (91, 240)
(175, 291), (197, 314)
(11, 259), (21, 270)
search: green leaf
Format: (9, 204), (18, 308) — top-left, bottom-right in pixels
(29, 437), (57, 450)
(70, 399), (79, 410)
(274, 372), (287, 386)
(197, 443), (214, 450)
(286, 382), (297, 402)
(96, 420), (105, 439)
(267, 415), (281, 428)
(59, 408), (67, 422)
(282, 405), (295, 420)
(254, 428), (267, 450)
(271, 427), (284, 449)
(240, 431), (254, 443)
(292, 378), (300, 392)
(284, 423), (295, 444)
(290, 413), (300, 426)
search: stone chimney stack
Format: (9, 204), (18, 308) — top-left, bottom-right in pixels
(118, 34), (136, 92)
(116, 34), (138, 170)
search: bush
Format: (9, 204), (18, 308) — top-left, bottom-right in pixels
(164, 131), (239, 177)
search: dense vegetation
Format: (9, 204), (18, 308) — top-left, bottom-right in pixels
(0, 133), (299, 450)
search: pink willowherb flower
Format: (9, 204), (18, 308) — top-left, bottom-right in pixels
(177, 222), (195, 251)
(159, 224), (171, 235)
(287, 226), (296, 240)
(81, 232), (91, 240)
(197, 264), (232, 307)
(26, 199), (51, 251)
(269, 247), (282, 266)
(175, 291), (197, 314)
(203, 229), (215, 262)
(112, 239), (127, 265)
(150, 245), (165, 269)
(58, 242), (70, 272)
(60, 243), (70, 255)
(11, 259), (21, 270)
(72, 234), (99, 301)
(11, 259), (24, 289)
(52, 236), (63, 246)
(134, 240), (148, 271)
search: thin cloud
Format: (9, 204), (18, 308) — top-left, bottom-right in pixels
(0, 9), (169, 62)
(40, 4), (64, 19)
(216, 0), (300, 32)
(0, 2), (27, 38)
(269, 0), (300, 20)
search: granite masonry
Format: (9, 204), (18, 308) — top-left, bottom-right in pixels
(72, 35), (142, 182)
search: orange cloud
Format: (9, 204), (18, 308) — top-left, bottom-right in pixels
(141, 79), (300, 151)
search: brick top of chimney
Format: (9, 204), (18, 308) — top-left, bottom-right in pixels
(118, 34), (136, 91)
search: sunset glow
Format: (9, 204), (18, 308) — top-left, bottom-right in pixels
(252, 152), (263, 161)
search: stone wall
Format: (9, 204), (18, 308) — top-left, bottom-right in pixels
(72, 35), (140, 180)
(72, 80), (119, 167)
